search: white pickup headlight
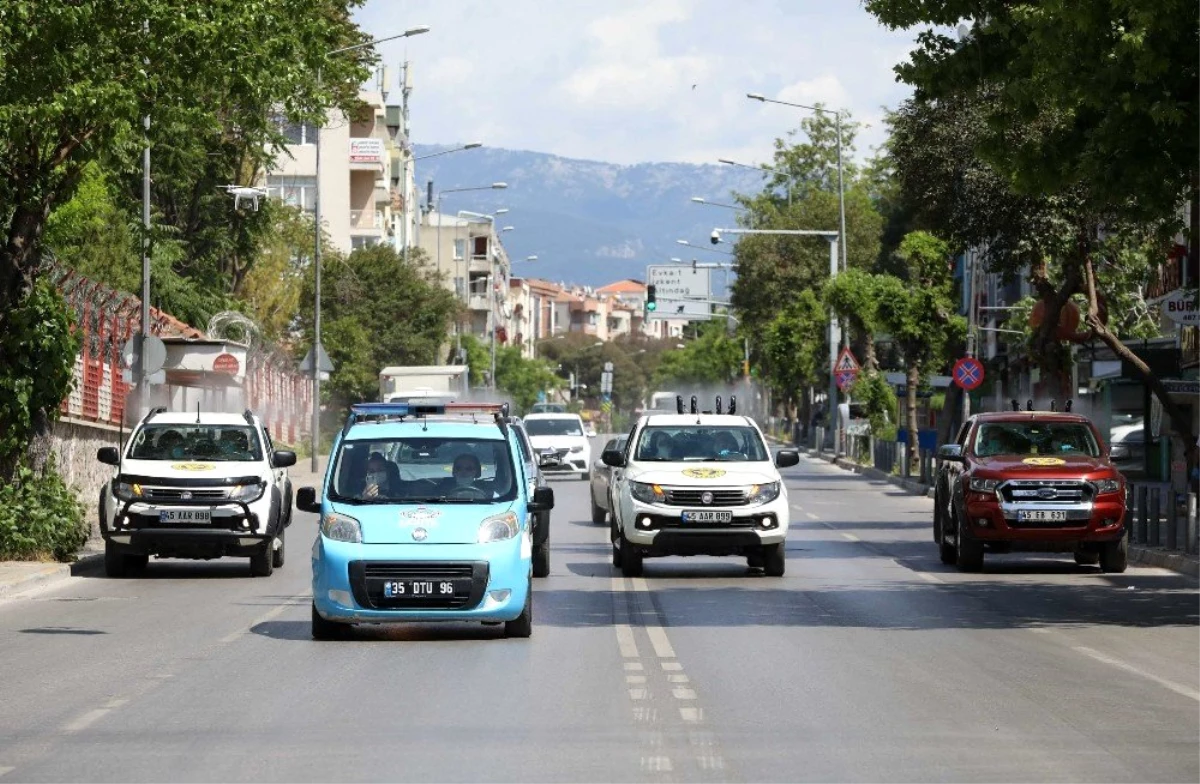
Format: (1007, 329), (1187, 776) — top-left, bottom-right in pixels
(228, 482), (266, 502)
(968, 478), (1000, 493)
(746, 482), (780, 505)
(113, 481), (144, 501)
(320, 512), (362, 543)
(478, 511), (520, 543)
(630, 481), (665, 504)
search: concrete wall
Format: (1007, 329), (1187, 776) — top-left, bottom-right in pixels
(51, 417), (122, 538)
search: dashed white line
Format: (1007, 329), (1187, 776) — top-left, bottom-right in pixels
(805, 512), (819, 520)
(841, 532), (859, 542)
(913, 571), (944, 584)
(680, 707), (705, 723)
(667, 673), (690, 684)
(0, 766), (14, 778)
(661, 661), (683, 671)
(62, 697), (128, 734)
(631, 578), (677, 658)
(626, 675), (647, 684)
(1073, 646), (1200, 702)
(629, 688), (649, 700)
(672, 687), (698, 700)
(640, 756), (674, 772)
(623, 662), (644, 671)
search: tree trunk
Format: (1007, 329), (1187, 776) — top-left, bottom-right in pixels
(906, 363), (920, 474)
(864, 332), (878, 373)
(1083, 257), (1197, 470)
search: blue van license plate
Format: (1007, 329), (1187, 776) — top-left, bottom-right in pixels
(381, 579), (469, 598)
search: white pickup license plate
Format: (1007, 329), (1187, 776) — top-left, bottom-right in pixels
(158, 509), (212, 524)
(681, 510), (733, 523)
(1017, 510), (1067, 522)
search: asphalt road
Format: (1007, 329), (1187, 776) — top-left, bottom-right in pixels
(0, 446), (1196, 782)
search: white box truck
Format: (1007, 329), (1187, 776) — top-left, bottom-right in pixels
(378, 365), (469, 404)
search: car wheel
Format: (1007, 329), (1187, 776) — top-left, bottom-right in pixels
(1099, 532), (1128, 573)
(933, 489), (944, 543)
(250, 542), (275, 577)
(747, 552), (765, 570)
(104, 541), (130, 578)
(955, 510), (984, 572)
(272, 528), (286, 569)
(762, 543), (785, 577)
(532, 543), (550, 578)
(937, 497), (956, 565)
(619, 532), (643, 577)
(504, 581), (533, 638)
(126, 553), (149, 572)
(591, 495), (607, 524)
(311, 602), (348, 640)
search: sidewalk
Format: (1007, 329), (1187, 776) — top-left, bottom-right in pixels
(784, 440), (1199, 578)
(0, 456), (329, 600)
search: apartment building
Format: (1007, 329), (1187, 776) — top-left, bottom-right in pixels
(266, 90), (396, 256)
(416, 211), (512, 347)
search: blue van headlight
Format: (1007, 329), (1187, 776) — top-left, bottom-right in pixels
(320, 512), (362, 543)
(478, 511), (520, 543)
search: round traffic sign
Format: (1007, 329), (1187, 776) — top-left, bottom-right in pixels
(952, 357), (985, 391)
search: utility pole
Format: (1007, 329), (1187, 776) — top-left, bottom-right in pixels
(138, 19), (151, 417)
(961, 248), (977, 424)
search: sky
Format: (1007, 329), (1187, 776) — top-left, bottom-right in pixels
(354, 0), (922, 167)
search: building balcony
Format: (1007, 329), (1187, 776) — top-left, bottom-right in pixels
(468, 293), (491, 311)
(468, 254), (491, 275)
(350, 209), (386, 234)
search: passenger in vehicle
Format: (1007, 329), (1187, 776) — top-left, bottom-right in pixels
(157, 429), (184, 459)
(362, 451), (395, 499)
(219, 429), (251, 459)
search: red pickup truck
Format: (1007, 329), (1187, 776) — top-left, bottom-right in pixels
(933, 410), (1128, 573)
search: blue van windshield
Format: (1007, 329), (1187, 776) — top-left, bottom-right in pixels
(329, 436), (518, 504)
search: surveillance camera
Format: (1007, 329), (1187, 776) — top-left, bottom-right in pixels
(710, 229), (721, 245)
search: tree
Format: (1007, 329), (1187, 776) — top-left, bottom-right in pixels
(824, 268), (888, 371)
(300, 245), (458, 404)
(652, 321), (743, 389)
(493, 348), (563, 414)
(237, 206), (318, 342)
(875, 232), (966, 469)
(0, 0), (371, 478)
(760, 290), (827, 433)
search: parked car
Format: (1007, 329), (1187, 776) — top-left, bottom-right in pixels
(300, 402), (554, 640)
(933, 409), (1128, 573)
(1108, 421), (1146, 479)
(95, 407), (295, 578)
(589, 435), (628, 523)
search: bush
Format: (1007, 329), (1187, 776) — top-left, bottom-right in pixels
(0, 459), (88, 562)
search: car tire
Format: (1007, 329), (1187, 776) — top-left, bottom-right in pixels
(955, 511), (984, 572)
(619, 532), (643, 577)
(1073, 549), (1100, 566)
(1099, 533), (1128, 573)
(311, 602), (348, 640)
(762, 543), (785, 577)
(747, 552), (765, 570)
(250, 542), (274, 577)
(104, 541), (130, 578)
(937, 499), (956, 566)
(532, 543), (550, 578)
(505, 581), (533, 638)
(272, 528), (286, 569)
(126, 553), (149, 572)
(591, 496), (607, 524)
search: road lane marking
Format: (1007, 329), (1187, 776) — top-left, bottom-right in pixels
(672, 687), (698, 700)
(680, 707), (704, 723)
(624, 662), (644, 671)
(629, 688), (649, 700)
(626, 675), (647, 684)
(661, 661), (683, 671)
(0, 766), (13, 778)
(640, 756), (673, 772)
(805, 512), (819, 520)
(631, 578), (677, 658)
(667, 673), (690, 683)
(1072, 646), (1200, 702)
(913, 570), (944, 584)
(220, 592), (308, 643)
(841, 532), (859, 542)
(613, 577), (641, 659)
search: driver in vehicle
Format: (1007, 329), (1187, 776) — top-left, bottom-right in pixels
(714, 431), (740, 457)
(444, 453), (483, 494)
(362, 451), (394, 499)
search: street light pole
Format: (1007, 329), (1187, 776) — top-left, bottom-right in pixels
(401, 142), (482, 263)
(311, 26), (430, 470)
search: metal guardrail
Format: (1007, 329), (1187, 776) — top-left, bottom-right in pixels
(1126, 482), (1199, 555)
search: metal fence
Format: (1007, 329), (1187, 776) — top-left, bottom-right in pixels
(1126, 482), (1199, 555)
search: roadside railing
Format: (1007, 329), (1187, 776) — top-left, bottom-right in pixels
(1126, 482), (1199, 555)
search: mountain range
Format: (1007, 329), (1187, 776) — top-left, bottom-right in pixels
(412, 144), (767, 289)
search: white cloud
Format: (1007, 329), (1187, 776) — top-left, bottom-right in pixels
(354, 0), (920, 166)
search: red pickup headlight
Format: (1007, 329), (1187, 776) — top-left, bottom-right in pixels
(1093, 478), (1121, 495)
(968, 477), (1000, 494)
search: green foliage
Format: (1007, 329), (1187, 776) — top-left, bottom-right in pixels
(494, 347), (563, 414)
(653, 321), (743, 388)
(236, 206), (318, 341)
(0, 459), (88, 562)
(300, 245), (458, 404)
(849, 372), (898, 439)
(538, 334), (648, 413)
(761, 290), (827, 402)
(0, 279), (78, 467)
(457, 334), (492, 388)
(43, 164), (133, 281)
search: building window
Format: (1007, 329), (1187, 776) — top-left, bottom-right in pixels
(473, 235), (488, 257)
(283, 122), (317, 145)
(267, 176), (316, 213)
(453, 239), (465, 260)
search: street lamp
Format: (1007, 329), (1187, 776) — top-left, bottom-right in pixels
(311, 25), (430, 471)
(714, 226), (841, 451)
(397, 143), (482, 259)
(747, 92), (847, 274)
(430, 182), (507, 352)
(524, 255), (538, 262)
(691, 196), (748, 213)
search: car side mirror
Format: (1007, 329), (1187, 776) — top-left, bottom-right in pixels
(296, 486), (321, 514)
(97, 446), (120, 466)
(528, 486), (555, 512)
(601, 449), (626, 468)
(937, 444), (965, 462)
(774, 449), (800, 468)
(272, 450), (297, 468)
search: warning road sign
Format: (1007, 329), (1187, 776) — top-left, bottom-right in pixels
(952, 356), (985, 391)
(834, 347), (861, 374)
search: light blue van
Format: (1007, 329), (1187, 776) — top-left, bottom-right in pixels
(297, 403), (554, 639)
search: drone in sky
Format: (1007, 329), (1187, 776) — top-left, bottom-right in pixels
(220, 184), (269, 211)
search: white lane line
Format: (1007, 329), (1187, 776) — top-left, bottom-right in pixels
(841, 532), (859, 542)
(631, 577), (677, 659)
(624, 662), (644, 671)
(661, 661), (683, 671)
(667, 673), (690, 684)
(805, 512), (819, 520)
(220, 592), (308, 644)
(629, 688), (649, 700)
(672, 687), (698, 700)
(626, 675), (647, 684)
(680, 707), (705, 722)
(62, 708), (111, 733)
(1072, 646), (1200, 702)
(0, 766), (14, 778)
(913, 571), (944, 584)
(640, 757), (674, 772)
(613, 577), (641, 659)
